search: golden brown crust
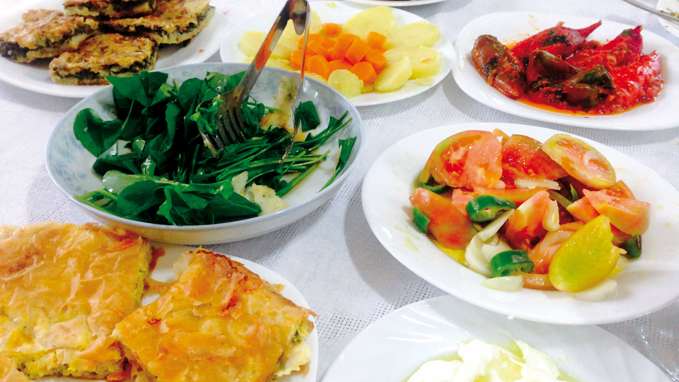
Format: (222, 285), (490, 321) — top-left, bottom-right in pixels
(64, 0), (156, 19)
(49, 33), (158, 85)
(0, 9), (98, 62)
(0, 223), (151, 379)
(114, 248), (314, 382)
(104, 0), (212, 45)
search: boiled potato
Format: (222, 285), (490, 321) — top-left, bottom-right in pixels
(239, 31), (265, 57)
(344, 6), (395, 39)
(328, 69), (363, 98)
(389, 21), (441, 48)
(273, 11), (321, 59)
(375, 56), (412, 92)
(385, 46), (440, 79)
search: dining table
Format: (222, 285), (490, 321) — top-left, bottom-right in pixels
(1, 0), (678, 379)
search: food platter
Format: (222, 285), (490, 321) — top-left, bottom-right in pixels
(451, 12), (679, 130)
(219, 1), (454, 107)
(323, 296), (670, 382)
(0, 0), (230, 98)
(362, 122), (679, 325)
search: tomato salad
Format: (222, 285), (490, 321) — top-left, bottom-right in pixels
(470, 22), (663, 115)
(410, 129), (650, 294)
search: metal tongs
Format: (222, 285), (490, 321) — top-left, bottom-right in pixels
(621, 0), (679, 26)
(203, 0), (310, 156)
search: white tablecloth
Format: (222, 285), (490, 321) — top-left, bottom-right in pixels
(1, 0), (679, 379)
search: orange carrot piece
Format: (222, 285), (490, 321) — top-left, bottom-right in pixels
(366, 31), (387, 50)
(365, 49), (387, 71)
(306, 54), (330, 79)
(328, 59), (352, 73)
(350, 61), (377, 84)
(345, 38), (369, 64)
(322, 23), (343, 36)
(289, 49), (303, 69)
(330, 33), (357, 61)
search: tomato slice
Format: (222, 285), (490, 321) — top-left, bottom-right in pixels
(504, 190), (552, 249)
(521, 272), (556, 291)
(566, 197), (599, 222)
(426, 131), (502, 189)
(501, 134), (567, 187)
(541, 134), (616, 189)
(473, 187), (546, 204)
(604, 180), (635, 199)
(583, 189), (650, 236)
(410, 188), (476, 249)
(528, 222), (582, 274)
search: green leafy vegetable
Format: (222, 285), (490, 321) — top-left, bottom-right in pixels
(73, 71), (355, 226)
(294, 101), (321, 132)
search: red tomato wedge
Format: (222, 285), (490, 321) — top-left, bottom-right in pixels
(501, 134), (567, 187)
(426, 131), (502, 189)
(605, 180), (635, 199)
(473, 187), (547, 204)
(529, 222), (582, 274)
(566, 197), (599, 222)
(583, 189), (650, 235)
(410, 188), (476, 249)
(541, 134), (616, 189)
(504, 190), (552, 249)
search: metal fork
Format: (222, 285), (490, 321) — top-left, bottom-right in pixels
(202, 0), (311, 155)
(621, 0), (679, 26)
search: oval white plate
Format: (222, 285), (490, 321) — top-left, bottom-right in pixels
(0, 0), (230, 98)
(219, 1), (453, 107)
(362, 122), (679, 325)
(344, 0), (450, 7)
(657, 0), (679, 39)
(41, 245), (318, 382)
(451, 12), (679, 130)
(322, 296), (670, 382)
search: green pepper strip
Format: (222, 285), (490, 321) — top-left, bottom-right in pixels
(412, 207), (430, 234)
(622, 236), (642, 259)
(466, 195), (516, 223)
(490, 250), (534, 277)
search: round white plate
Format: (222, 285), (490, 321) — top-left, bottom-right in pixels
(219, 1), (453, 107)
(451, 12), (679, 130)
(344, 0), (449, 7)
(657, 0), (679, 39)
(362, 122), (679, 325)
(322, 296), (670, 382)
(41, 245), (319, 382)
(0, 0), (230, 98)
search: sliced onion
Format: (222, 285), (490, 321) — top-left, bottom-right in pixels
(481, 239), (512, 262)
(515, 178), (561, 190)
(542, 200), (560, 232)
(482, 275), (523, 291)
(465, 236), (490, 276)
(477, 210), (514, 242)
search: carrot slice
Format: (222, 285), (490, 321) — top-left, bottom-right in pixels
(330, 33), (358, 61)
(322, 23), (343, 36)
(328, 59), (352, 73)
(289, 49), (303, 69)
(365, 49), (387, 71)
(306, 54), (330, 79)
(345, 39), (369, 64)
(350, 61), (377, 84)
(366, 31), (387, 49)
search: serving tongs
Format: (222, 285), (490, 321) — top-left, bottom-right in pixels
(621, 0), (679, 26)
(201, 0), (311, 157)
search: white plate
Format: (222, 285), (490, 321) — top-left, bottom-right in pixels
(322, 296), (670, 382)
(0, 0), (230, 98)
(451, 12), (679, 130)
(219, 1), (453, 107)
(657, 0), (679, 39)
(344, 0), (450, 7)
(41, 245), (318, 382)
(362, 122), (679, 325)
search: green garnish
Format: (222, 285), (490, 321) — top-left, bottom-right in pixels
(412, 207), (430, 233)
(466, 195), (516, 223)
(490, 250), (534, 277)
(622, 236), (642, 259)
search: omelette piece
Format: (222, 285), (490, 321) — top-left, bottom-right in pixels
(0, 9), (97, 63)
(0, 223), (152, 379)
(0, 355), (30, 382)
(64, 0), (156, 19)
(114, 248), (315, 382)
(103, 0), (214, 45)
(49, 33), (158, 85)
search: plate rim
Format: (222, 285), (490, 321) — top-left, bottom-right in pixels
(362, 121), (679, 325)
(218, 0), (454, 107)
(450, 11), (679, 131)
(343, 0), (450, 7)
